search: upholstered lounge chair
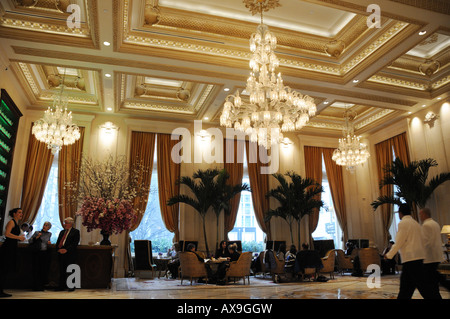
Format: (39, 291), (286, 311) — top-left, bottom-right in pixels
(335, 249), (354, 274)
(318, 249), (336, 279)
(178, 252), (209, 285)
(225, 252), (253, 285)
(358, 248), (381, 274)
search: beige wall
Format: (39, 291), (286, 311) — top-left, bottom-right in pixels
(4, 81), (450, 276)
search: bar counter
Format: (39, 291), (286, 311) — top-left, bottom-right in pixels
(0, 243), (115, 289)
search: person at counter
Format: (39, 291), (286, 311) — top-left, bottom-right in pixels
(55, 217), (80, 292)
(29, 221), (52, 291)
(0, 208), (25, 298)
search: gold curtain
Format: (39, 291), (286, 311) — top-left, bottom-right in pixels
(304, 146), (323, 245)
(223, 139), (245, 239)
(245, 141), (271, 240)
(129, 131), (156, 231)
(375, 138), (394, 245)
(20, 127), (54, 225)
(322, 147), (348, 244)
(58, 127), (85, 226)
(157, 133), (181, 242)
(391, 132), (416, 219)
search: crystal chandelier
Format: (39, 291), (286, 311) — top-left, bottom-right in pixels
(220, 0), (316, 149)
(32, 69), (81, 154)
(332, 109), (370, 171)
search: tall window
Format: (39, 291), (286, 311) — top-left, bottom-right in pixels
(312, 155), (343, 249)
(389, 148), (402, 241)
(32, 154), (63, 243)
(129, 136), (173, 254)
(228, 147), (265, 252)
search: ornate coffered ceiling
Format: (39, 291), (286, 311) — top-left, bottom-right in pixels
(0, 0), (449, 137)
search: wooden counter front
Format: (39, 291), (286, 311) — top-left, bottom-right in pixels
(1, 243), (115, 289)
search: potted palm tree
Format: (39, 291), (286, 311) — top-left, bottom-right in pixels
(167, 168), (220, 256)
(210, 169), (250, 250)
(265, 171), (324, 247)
(371, 158), (450, 210)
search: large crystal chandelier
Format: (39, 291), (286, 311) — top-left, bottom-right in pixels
(32, 69), (81, 154)
(220, 0), (316, 149)
(332, 109), (370, 171)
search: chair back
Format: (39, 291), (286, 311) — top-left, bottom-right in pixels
(321, 249), (336, 272)
(179, 252), (208, 278)
(134, 240), (154, 270)
(227, 252), (253, 277)
(358, 248), (381, 272)
(335, 249), (353, 269)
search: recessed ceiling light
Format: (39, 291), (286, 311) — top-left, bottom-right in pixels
(323, 101), (329, 105)
(419, 30), (427, 35)
(437, 97), (442, 100)
(105, 73), (111, 78)
(103, 41), (111, 46)
(408, 112), (412, 114)
(352, 79), (359, 83)
(203, 116), (209, 120)
(107, 107), (112, 111)
(224, 88), (230, 92)
(422, 105), (426, 107)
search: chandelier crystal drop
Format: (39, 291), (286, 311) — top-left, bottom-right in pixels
(32, 82), (81, 155)
(332, 110), (370, 171)
(220, 1), (316, 149)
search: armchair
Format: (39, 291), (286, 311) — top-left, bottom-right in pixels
(318, 249), (336, 279)
(225, 252), (253, 285)
(178, 252), (209, 285)
(335, 249), (354, 274)
(358, 248), (381, 274)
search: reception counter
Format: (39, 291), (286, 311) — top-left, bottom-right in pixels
(1, 243), (115, 289)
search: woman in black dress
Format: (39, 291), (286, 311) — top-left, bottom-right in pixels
(0, 208), (25, 297)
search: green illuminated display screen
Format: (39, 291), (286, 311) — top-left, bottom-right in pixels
(0, 89), (22, 235)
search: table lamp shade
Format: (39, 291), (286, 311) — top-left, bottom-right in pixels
(441, 225), (450, 234)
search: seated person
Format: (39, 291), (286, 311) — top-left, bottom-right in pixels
(186, 243), (214, 282)
(294, 243), (323, 275)
(215, 243), (241, 285)
(277, 244), (286, 261)
(214, 240), (231, 259)
(284, 245), (297, 274)
(167, 243), (181, 279)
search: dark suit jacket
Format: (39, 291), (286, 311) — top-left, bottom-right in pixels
(56, 227), (80, 254)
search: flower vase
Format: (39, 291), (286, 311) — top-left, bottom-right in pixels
(100, 231), (111, 245)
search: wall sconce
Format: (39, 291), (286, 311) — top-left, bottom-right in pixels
(424, 111), (439, 128)
(197, 129), (210, 142)
(281, 137), (292, 148)
(99, 121), (119, 134)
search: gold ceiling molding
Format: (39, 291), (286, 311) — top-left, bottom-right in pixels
(367, 74), (429, 91)
(0, 0), (99, 49)
(117, 72), (219, 118)
(388, 0), (450, 15)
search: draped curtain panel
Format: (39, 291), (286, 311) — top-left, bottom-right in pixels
(129, 131), (156, 231)
(157, 133), (181, 242)
(223, 139), (244, 240)
(245, 141), (271, 240)
(303, 146), (323, 246)
(58, 127), (85, 226)
(375, 132), (411, 244)
(20, 127), (54, 225)
(322, 147), (348, 244)
(375, 138), (394, 245)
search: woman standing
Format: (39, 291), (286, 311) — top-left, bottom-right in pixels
(0, 208), (25, 297)
(29, 221), (52, 291)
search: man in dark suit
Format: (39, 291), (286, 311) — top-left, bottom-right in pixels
(55, 217), (80, 291)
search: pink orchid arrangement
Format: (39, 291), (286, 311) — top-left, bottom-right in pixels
(76, 196), (137, 235)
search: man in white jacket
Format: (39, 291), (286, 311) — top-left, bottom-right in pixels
(385, 204), (433, 299)
(419, 207), (443, 299)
